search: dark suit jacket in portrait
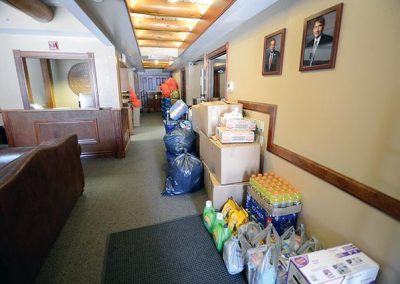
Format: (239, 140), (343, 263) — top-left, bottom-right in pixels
(303, 33), (333, 66)
(264, 49), (280, 72)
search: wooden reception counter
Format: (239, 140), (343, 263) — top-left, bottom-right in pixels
(2, 108), (130, 158)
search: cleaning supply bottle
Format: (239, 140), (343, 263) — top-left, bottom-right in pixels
(212, 212), (225, 247)
(203, 200), (216, 233)
(213, 223), (231, 252)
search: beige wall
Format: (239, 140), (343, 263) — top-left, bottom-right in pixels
(227, 0), (400, 282)
(172, 70), (181, 93)
(0, 4), (120, 109)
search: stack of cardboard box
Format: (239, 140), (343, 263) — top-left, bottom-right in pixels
(192, 101), (261, 210)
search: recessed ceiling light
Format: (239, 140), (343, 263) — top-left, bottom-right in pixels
(168, 0), (179, 3)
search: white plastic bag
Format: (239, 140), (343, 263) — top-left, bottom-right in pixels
(238, 222), (264, 263)
(281, 226), (296, 253)
(297, 236), (321, 255)
(223, 236), (244, 275)
(247, 244), (278, 284)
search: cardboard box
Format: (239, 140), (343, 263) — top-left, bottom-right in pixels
(200, 132), (260, 184)
(199, 101), (242, 136)
(204, 163), (247, 210)
(287, 244), (379, 284)
(219, 117), (257, 131)
(216, 127), (255, 143)
(191, 105), (201, 133)
(199, 130), (211, 166)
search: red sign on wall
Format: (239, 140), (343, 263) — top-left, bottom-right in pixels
(48, 41), (59, 50)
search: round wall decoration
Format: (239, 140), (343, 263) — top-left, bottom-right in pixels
(68, 62), (93, 95)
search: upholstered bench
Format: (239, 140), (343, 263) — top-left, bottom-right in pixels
(0, 134), (85, 283)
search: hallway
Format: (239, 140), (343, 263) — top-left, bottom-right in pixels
(34, 113), (207, 284)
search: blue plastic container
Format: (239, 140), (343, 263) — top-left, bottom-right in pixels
(245, 193), (299, 235)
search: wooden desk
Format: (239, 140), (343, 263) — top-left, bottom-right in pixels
(2, 108), (130, 158)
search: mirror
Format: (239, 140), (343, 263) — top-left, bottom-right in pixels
(13, 51), (99, 109)
(211, 54), (226, 99)
(206, 44), (227, 100)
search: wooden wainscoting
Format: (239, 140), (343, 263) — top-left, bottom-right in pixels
(239, 100), (400, 221)
(2, 108), (130, 158)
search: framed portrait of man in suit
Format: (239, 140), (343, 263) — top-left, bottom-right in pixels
(262, 28), (286, 76)
(299, 3), (343, 71)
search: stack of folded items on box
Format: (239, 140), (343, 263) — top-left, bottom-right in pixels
(216, 111), (257, 143)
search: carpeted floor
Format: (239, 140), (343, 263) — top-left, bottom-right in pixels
(34, 113), (208, 284)
(103, 215), (246, 284)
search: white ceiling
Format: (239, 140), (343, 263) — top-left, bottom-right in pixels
(1, 0), (279, 72)
(169, 0), (278, 70)
(61, 0), (279, 72)
(71, 0), (143, 70)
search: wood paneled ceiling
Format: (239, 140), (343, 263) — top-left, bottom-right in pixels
(126, 0), (235, 70)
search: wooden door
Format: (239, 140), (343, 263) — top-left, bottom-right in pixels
(213, 70), (220, 98)
(181, 68), (186, 103)
(138, 74), (169, 112)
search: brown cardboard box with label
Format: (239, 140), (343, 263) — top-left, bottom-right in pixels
(200, 131), (260, 184)
(204, 163), (248, 210)
(191, 105), (201, 133)
(199, 130), (211, 165)
(199, 101), (243, 136)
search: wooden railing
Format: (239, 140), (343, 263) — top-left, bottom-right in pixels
(239, 100), (400, 221)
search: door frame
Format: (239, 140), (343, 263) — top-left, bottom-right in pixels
(181, 68), (186, 103)
(205, 43), (228, 100)
(13, 50), (99, 109)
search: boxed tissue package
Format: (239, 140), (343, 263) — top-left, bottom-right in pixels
(287, 244), (379, 284)
(219, 117), (257, 131)
(216, 127), (255, 143)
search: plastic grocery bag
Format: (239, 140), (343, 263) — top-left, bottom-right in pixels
(163, 128), (195, 155)
(223, 236), (244, 275)
(294, 224), (308, 251)
(247, 244), (278, 284)
(238, 222), (273, 264)
(297, 236), (321, 255)
(281, 226), (296, 253)
(162, 152), (203, 196)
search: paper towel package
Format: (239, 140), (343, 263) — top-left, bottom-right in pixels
(287, 244), (379, 284)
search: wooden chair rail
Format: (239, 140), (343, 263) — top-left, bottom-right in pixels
(239, 100), (400, 221)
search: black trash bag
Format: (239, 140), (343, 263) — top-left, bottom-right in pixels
(162, 152), (203, 196)
(163, 128), (196, 155)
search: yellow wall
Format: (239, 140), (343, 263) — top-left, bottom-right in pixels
(227, 0), (400, 282)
